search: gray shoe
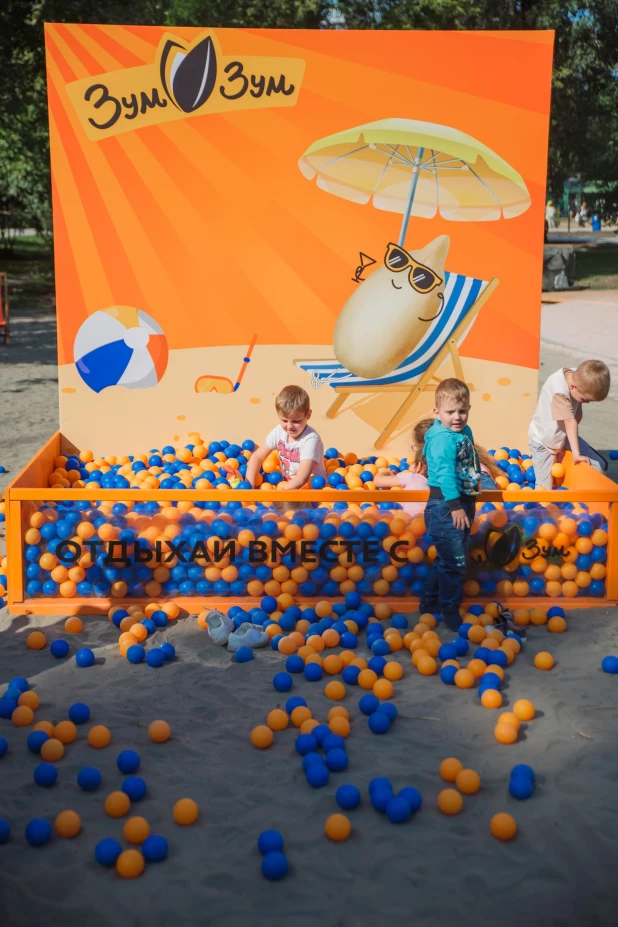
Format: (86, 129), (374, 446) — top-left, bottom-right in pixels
(206, 609), (234, 646)
(227, 623), (270, 651)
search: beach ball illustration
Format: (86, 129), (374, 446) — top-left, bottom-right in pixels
(74, 307), (168, 393)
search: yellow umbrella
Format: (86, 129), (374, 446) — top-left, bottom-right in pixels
(298, 118), (531, 246)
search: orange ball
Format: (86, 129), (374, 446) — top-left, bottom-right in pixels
(41, 738), (64, 761)
(484, 664), (505, 681)
(528, 607), (547, 626)
(323, 654), (343, 676)
(481, 689), (503, 710)
(325, 680), (346, 701)
(437, 788), (463, 815)
(454, 669), (475, 689)
(306, 634), (325, 652)
(498, 711), (521, 730)
(18, 690), (40, 711)
(440, 757), (463, 782)
(513, 699), (535, 721)
(105, 790), (131, 817)
(250, 725), (274, 748)
(417, 656), (437, 676)
(65, 616), (83, 634)
(55, 810), (81, 838)
(116, 849), (145, 878)
(455, 768), (481, 794)
(267, 709), (289, 731)
(373, 678), (394, 698)
(322, 629), (340, 648)
(466, 659), (486, 679)
(54, 720), (77, 744)
(173, 798), (199, 825)
(27, 631), (46, 650)
(494, 722), (518, 744)
(324, 813), (351, 841)
(291, 706), (312, 727)
(33, 720), (55, 737)
(548, 616), (567, 633)
(411, 647), (429, 666)
(468, 625), (486, 644)
(12, 705), (34, 727)
(300, 718), (319, 735)
(357, 669), (378, 690)
(423, 638), (441, 658)
(328, 706), (350, 721)
(88, 725), (111, 748)
(329, 716), (350, 737)
(277, 636), (297, 655)
(383, 661), (403, 681)
(124, 816), (150, 844)
(490, 812), (517, 841)
(148, 719), (170, 743)
(534, 651), (554, 670)
(162, 602), (180, 619)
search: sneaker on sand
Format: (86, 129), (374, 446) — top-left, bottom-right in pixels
(494, 606), (526, 638)
(206, 609), (234, 646)
(227, 623), (270, 652)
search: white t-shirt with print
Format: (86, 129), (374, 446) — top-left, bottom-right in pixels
(528, 367), (582, 451)
(266, 425), (326, 482)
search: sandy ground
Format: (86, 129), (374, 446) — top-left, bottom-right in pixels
(1, 298), (618, 926)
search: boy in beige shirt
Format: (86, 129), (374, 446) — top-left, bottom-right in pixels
(528, 359), (610, 489)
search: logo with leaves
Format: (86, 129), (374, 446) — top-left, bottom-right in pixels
(159, 35), (217, 113)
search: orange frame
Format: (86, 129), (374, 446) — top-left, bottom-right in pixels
(5, 432), (618, 615)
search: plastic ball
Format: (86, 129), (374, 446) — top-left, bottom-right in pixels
(325, 680), (346, 701)
(41, 738), (64, 762)
(359, 694), (379, 715)
(146, 648), (166, 668)
(336, 784), (361, 810)
(76, 648), (95, 667)
(273, 672), (293, 693)
(0, 819), (10, 844)
(510, 764), (535, 782)
(27, 631), (46, 650)
(324, 813), (351, 841)
(513, 699), (535, 721)
(377, 701), (398, 723)
(547, 605), (565, 618)
(25, 818), (52, 846)
(34, 762), (57, 787)
(77, 766), (102, 790)
(9, 676), (29, 692)
(124, 816), (150, 844)
(455, 769), (481, 794)
(258, 829), (284, 854)
(173, 798), (199, 825)
(267, 709), (289, 732)
(88, 725), (111, 748)
(233, 646), (254, 663)
(95, 837), (123, 867)
(12, 705), (34, 727)
(160, 642), (176, 661)
(148, 719), (170, 742)
(105, 790), (131, 817)
(490, 812), (517, 840)
(534, 651), (554, 670)
(304, 663), (323, 682)
(261, 850), (289, 880)
(126, 644), (145, 664)
(55, 810), (81, 838)
(69, 702), (90, 724)
(54, 721), (77, 744)
(142, 835), (168, 862)
(437, 789), (463, 815)
(122, 776), (147, 802)
(601, 655), (618, 674)
(386, 797), (411, 823)
(117, 749), (141, 774)
(440, 757), (463, 782)
(50, 639), (70, 658)
(295, 733), (318, 756)
(305, 762), (330, 788)
(27, 730), (49, 754)
(325, 747), (348, 771)
(494, 722), (518, 744)
(509, 776), (534, 800)
(398, 787), (422, 813)
(440, 665), (458, 685)
(481, 689), (503, 710)
(65, 616), (83, 634)
(368, 712), (390, 734)
(286, 655), (304, 674)
(116, 849), (145, 878)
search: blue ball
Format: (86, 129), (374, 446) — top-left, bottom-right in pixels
(336, 784), (361, 810)
(285, 696), (307, 714)
(77, 766), (101, 791)
(34, 763), (57, 788)
(258, 830), (284, 854)
(322, 733), (345, 752)
(340, 631), (358, 649)
(509, 776), (534, 800)
(76, 648), (95, 668)
(273, 672), (293, 692)
(475, 647), (491, 664)
(122, 776), (147, 801)
(440, 665), (458, 685)
(25, 818), (52, 846)
(160, 642), (176, 661)
(489, 649), (508, 668)
(68, 702), (90, 724)
(391, 614), (409, 630)
(368, 712), (390, 734)
(438, 644), (458, 662)
(369, 777), (392, 794)
(27, 731), (49, 754)
(398, 786), (422, 813)
(152, 610), (169, 628)
(50, 639), (70, 658)
(377, 701), (398, 722)
(453, 637), (469, 656)
(141, 619), (156, 635)
(325, 747), (348, 771)
(510, 764), (535, 783)
(302, 752), (324, 772)
(233, 646), (254, 663)
(0, 698), (17, 719)
(601, 655), (618, 674)
(312, 724), (331, 745)
(142, 834), (169, 862)
(481, 672), (502, 690)
(261, 850), (288, 880)
(126, 644), (145, 664)
(0, 819), (10, 844)
(295, 734), (318, 756)
(261, 596), (278, 614)
(305, 763), (330, 788)
(386, 796), (411, 823)
(370, 785), (393, 812)
(371, 639), (391, 657)
(95, 837), (123, 866)
(303, 663), (322, 682)
(342, 665), (360, 685)
(0, 736), (8, 758)
(10, 676), (29, 692)
(609, 450), (618, 460)
(547, 605), (565, 619)
(359, 694), (379, 715)
(368, 655), (386, 676)
(146, 648), (166, 668)
(285, 654), (304, 673)
(117, 750), (140, 774)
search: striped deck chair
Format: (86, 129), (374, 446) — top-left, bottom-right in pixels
(0, 272), (9, 346)
(294, 272), (498, 449)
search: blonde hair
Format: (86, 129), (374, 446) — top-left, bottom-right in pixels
(476, 446), (501, 478)
(275, 385), (310, 416)
(574, 360), (610, 401)
(434, 377), (470, 409)
(412, 418), (499, 478)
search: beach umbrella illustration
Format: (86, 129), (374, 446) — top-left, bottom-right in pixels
(298, 118), (531, 246)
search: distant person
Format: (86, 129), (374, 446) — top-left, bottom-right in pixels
(528, 359), (611, 489)
(545, 200), (557, 229)
(578, 201), (589, 227)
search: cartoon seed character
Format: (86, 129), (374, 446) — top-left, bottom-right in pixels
(334, 234), (449, 379)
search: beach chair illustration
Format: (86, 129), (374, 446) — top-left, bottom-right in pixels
(294, 272), (498, 449)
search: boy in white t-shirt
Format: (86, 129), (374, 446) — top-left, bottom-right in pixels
(245, 385), (326, 492)
(528, 359), (610, 489)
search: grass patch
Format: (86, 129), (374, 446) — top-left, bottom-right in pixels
(574, 242), (618, 289)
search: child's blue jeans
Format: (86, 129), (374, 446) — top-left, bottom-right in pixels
(420, 497), (476, 631)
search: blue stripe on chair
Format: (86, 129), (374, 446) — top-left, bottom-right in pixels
(295, 273), (487, 389)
